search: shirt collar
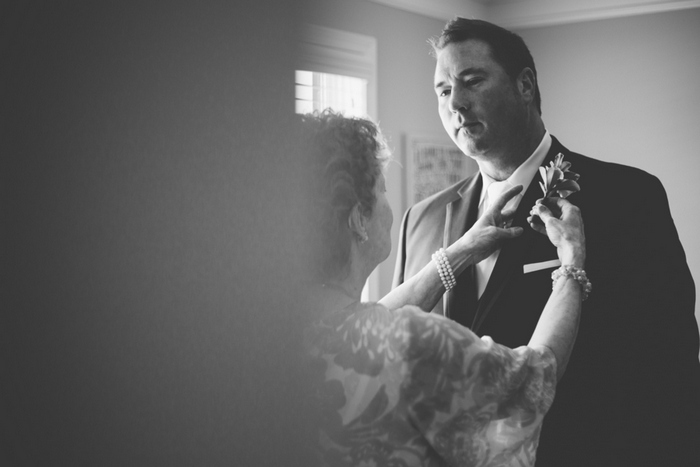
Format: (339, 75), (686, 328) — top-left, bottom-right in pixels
(479, 130), (552, 205)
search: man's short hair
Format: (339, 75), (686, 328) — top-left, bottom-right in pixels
(429, 17), (541, 115)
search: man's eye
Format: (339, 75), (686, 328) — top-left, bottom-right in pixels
(466, 77), (483, 86)
(438, 89), (451, 97)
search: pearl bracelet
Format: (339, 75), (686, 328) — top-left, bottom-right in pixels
(432, 248), (457, 291)
(552, 265), (592, 301)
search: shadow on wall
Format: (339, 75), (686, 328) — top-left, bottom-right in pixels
(2, 1), (317, 465)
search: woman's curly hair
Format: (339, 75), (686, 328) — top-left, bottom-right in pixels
(299, 109), (390, 281)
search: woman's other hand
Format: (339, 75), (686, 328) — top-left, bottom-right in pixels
(528, 198), (585, 267)
(455, 185), (524, 265)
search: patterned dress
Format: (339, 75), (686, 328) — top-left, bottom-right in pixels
(305, 302), (557, 467)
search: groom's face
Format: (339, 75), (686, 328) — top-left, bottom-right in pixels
(434, 39), (526, 162)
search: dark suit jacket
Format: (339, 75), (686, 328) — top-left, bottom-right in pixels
(393, 136), (700, 466)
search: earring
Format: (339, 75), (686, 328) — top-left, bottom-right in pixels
(359, 230), (368, 243)
(354, 230), (368, 243)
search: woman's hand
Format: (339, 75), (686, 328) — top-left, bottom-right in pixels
(453, 185), (524, 266)
(528, 198), (586, 267)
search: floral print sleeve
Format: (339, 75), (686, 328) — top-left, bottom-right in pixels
(306, 303), (557, 467)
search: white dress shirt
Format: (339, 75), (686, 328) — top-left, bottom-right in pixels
(475, 131), (552, 298)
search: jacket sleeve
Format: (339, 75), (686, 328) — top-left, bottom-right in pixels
(585, 169), (700, 464)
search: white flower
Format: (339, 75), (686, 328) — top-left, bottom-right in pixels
(539, 153), (581, 198)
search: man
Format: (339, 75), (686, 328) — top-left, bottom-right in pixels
(393, 18), (700, 467)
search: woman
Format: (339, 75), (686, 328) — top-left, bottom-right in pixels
(302, 110), (588, 467)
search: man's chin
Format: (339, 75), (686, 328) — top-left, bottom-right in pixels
(457, 139), (487, 158)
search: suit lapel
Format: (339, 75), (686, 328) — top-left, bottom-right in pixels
(471, 144), (562, 332)
(443, 173), (482, 322)
(444, 173), (482, 246)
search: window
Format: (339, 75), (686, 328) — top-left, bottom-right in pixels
(295, 70), (368, 117)
(296, 24), (376, 119)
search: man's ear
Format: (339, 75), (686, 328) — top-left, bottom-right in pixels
(517, 67), (537, 104)
(348, 204), (369, 243)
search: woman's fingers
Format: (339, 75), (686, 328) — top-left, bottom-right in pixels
(502, 226), (524, 238)
(549, 197), (570, 214)
(501, 206), (517, 220)
(546, 198), (583, 232)
(490, 184), (523, 211)
(530, 202), (555, 224)
(527, 215), (547, 235)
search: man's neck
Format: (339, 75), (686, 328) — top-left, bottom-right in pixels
(477, 158), (522, 182)
(478, 121), (546, 181)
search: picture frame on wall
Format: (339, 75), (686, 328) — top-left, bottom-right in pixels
(405, 133), (478, 205)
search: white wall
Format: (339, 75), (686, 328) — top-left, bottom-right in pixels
(516, 8), (700, 333)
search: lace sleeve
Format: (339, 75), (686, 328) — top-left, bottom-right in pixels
(395, 306), (557, 466)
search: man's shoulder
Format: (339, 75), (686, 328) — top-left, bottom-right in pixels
(566, 151), (650, 176)
(554, 140), (660, 186)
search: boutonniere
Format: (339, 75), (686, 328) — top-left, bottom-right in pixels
(539, 153), (580, 198)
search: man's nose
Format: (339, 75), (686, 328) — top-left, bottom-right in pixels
(448, 88), (468, 114)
